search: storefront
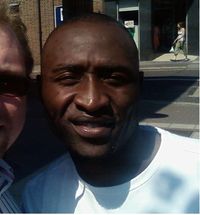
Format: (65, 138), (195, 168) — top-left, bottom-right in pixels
(151, 0), (190, 52)
(104, 0), (139, 48)
(104, 0), (199, 60)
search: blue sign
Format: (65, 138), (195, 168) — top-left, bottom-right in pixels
(54, 6), (63, 27)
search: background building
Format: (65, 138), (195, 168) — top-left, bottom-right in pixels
(7, 0), (62, 65)
(63, 0), (199, 61)
(7, 0), (199, 64)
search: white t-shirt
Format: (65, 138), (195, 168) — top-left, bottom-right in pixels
(177, 28), (185, 42)
(22, 126), (199, 213)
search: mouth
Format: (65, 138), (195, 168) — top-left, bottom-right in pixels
(70, 118), (115, 139)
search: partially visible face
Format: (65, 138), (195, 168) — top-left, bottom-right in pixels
(42, 21), (140, 158)
(0, 24), (27, 157)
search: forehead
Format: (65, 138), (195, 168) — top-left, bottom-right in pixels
(46, 21), (133, 50)
(43, 21), (137, 69)
(0, 24), (25, 76)
(0, 24), (19, 49)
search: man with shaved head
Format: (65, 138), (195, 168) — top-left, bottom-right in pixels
(23, 13), (199, 213)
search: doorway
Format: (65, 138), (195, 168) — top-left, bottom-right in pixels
(152, 0), (187, 52)
(119, 10), (139, 48)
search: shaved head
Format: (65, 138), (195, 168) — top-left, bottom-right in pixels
(42, 13), (139, 73)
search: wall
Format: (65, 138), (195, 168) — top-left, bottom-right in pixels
(8, 0), (62, 65)
(63, 0), (93, 18)
(139, 0), (152, 60)
(93, 0), (104, 13)
(20, 0), (40, 64)
(187, 0), (199, 55)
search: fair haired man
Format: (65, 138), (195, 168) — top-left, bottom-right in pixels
(23, 13), (199, 213)
(0, 1), (33, 212)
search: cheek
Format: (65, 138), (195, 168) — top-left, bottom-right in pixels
(111, 85), (139, 115)
(5, 97), (26, 121)
(42, 83), (60, 111)
(110, 87), (139, 145)
(42, 83), (74, 119)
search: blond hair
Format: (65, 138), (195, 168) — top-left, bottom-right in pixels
(0, 0), (33, 75)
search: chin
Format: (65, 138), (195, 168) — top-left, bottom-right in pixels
(68, 140), (114, 160)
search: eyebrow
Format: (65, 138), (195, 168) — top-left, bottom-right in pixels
(51, 63), (137, 74)
(96, 65), (137, 74)
(51, 64), (85, 74)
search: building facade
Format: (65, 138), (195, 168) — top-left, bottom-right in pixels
(63, 0), (199, 60)
(95, 0), (199, 60)
(7, 0), (62, 65)
(6, 0), (199, 64)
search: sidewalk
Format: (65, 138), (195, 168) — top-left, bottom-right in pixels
(138, 100), (199, 139)
(152, 53), (198, 62)
(140, 53), (199, 71)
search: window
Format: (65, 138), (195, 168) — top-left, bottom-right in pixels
(9, 3), (20, 14)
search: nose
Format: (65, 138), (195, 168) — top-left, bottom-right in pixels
(74, 75), (110, 113)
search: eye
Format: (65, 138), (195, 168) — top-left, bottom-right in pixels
(0, 76), (29, 97)
(54, 72), (81, 86)
(101, 72), (131, 86)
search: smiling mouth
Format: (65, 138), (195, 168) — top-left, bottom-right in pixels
(70, 119), (115, 139)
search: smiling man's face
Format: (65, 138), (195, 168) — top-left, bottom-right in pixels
(41, 21), (140, 158)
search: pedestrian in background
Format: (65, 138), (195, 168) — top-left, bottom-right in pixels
(0, 0), (33, 212)
(153, 25), (161, 52)
(172, 22), (188, 61)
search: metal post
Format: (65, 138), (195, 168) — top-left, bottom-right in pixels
(52, 0), (55, 27)
(37, 0), (42, 62)
(116, 0), (119, 21)
(186, 12), (188, 55)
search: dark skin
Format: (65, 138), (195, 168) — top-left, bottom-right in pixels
(41, 20), (161, 186)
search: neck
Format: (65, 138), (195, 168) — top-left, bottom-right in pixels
(71, 127), (161, 187)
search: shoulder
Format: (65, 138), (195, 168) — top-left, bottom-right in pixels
(22, 153), (74, 212)
(145, 126), (199, 175)
(156, 126), (198, 150)
(180, 28), (185, 34)
(24, 153), (72, 189)
(140, 125), (199, 178)
(139, 125), (199, 156)
(0, 191), (21, 213)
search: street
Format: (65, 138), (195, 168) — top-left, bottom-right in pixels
(139, 77), (198, 137)
(4, 57), (199, 201)
(139, 58), (199, 138)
